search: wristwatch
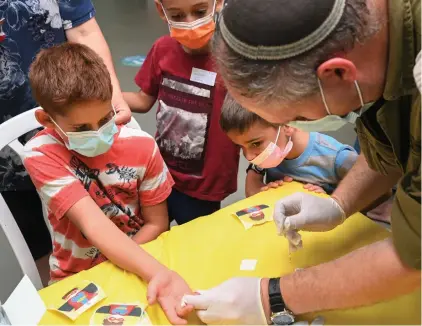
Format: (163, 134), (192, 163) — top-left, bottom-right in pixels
(246, 163), (265, 175)
(268, 278), (295, 325)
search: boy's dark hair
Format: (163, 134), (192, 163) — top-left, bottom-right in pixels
(29, 43), (113, 115)
(220, 94), (276, 134)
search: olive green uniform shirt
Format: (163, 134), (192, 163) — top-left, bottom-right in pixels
(356, 0), (421, 269)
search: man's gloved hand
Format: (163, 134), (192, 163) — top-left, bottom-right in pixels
(274, 192), (346, 235)
(182, 277), (268, 325)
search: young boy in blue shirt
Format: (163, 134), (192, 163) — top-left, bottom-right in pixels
(219, 96), (358, 196)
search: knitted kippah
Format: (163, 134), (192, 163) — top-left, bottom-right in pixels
(219, 0), (346, 60)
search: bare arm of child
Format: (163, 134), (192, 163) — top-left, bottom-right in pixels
(132, 201), (169, 244)
(123, 91), (156, 113)
(66, 196), (192, 324)
(245, 170), (265, 197)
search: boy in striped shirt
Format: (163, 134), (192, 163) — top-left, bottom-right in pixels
(22, 43), (192, 324)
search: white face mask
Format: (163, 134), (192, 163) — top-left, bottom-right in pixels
(288, 79), (375, 132)
(51, 108), (118, 157)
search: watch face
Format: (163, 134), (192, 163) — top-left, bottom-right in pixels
(272, 312), (295, 325)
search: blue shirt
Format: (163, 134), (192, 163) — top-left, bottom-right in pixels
(266, 132), (358, 193)
(0, 0), (95, 191)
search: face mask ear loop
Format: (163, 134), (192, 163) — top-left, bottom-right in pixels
(275, 125), (281, 144)
(317, 78), (332, 115)
(49, 116), (67, 137)
(354, 80), (365, 115)
(211, 0), (217, 16)
(160, 3), (172, 32)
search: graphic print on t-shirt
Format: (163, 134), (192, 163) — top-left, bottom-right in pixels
(69, 156), (142, 236)
(156, 73), (214, 175)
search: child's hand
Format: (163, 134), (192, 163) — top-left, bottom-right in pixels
(303, 183), (326, 194)
(147, 269), (194, 324)
(113, 97), (132, 125)
(260, 176), (293, 192)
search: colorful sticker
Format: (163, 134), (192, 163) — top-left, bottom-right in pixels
(50, 281), (106, 321)
(90, 303), (151, 325)
(233, 204), (272, 229)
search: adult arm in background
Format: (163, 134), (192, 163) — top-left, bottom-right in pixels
(274, 153), (401, 233)
(65, 18), (131, 124)
(331, 153), (401, 217)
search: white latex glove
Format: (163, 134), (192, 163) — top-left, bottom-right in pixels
(274, 193), (346, 250)
(182, 277), (267, 325)
(274, 192), (346, 233)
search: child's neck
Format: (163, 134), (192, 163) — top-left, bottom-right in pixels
(181, 42), (211, 55)
(285, 132), (310, 160)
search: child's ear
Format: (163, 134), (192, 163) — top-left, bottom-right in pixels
(35, 109), (55, 129)
(283, 125), (296, 137)
(154, 0), (167, 22)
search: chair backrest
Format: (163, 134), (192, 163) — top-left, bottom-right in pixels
(0, 108), (43, 290)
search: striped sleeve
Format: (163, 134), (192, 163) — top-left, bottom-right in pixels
(22, 142), (89, 220)
(334, 146), (358, 180)
(138, 142), (174, 206)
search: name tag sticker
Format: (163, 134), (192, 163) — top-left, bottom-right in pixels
(190, 68), (217, 86)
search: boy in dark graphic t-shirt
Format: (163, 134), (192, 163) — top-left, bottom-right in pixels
(124, 0), (239, 225)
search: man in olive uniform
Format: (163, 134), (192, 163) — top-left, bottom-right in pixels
(183, 0), (421, 324)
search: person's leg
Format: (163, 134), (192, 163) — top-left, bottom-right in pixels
(1, 190), (52, 260)
(167, 188), (221, 225)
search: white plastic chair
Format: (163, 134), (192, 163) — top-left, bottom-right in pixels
(0, 108), (43, 290)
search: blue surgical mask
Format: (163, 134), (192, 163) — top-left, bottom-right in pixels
(288, 79), (375, 132)
(51, 109), (118, 157)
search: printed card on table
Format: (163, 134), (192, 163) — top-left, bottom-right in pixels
(90, 303), (151, 325)
(50, 281), (106, 321)
(233, 204), (272, 229)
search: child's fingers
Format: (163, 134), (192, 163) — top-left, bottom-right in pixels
(177, 304), (194, 317)
(314, 187), (326, 194)
(268, 182), (281, 189)
(303, 183), (313, 189)
(260, 186), (269, 191)
(304, 184), (323, 193)
(283, 176), (294, 182)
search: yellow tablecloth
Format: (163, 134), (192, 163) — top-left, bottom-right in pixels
(39, 182), (421, 325)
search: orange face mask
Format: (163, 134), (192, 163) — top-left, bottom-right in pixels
(162, 1), (217, 50)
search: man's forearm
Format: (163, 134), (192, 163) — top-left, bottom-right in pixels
(261, 239), (420, 316)
(332, 154), (400, 216)
(65, 18), (123, 102)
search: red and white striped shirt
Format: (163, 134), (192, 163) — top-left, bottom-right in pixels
(22, 126), (174, 281)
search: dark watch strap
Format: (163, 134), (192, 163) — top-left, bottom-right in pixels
(246, 163), (266, 175)
(268, 278), (286, 313)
